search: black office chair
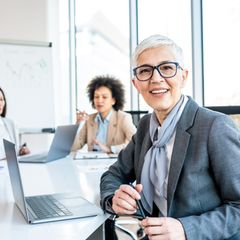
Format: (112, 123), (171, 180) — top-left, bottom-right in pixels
(206, 106), (240, 115)
(125, 110), (149, 127)
(206, 106), (240, 128)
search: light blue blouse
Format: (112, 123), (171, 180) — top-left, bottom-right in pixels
(93, 111), (112, 151)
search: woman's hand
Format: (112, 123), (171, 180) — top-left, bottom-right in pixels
(92, 139), (111, 153)
(140, 217), (186, 240)
(19, 144), (30, 155)
(112, 184), (143, 215)
(76, 110), (89, 123)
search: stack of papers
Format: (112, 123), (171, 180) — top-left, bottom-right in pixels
(74, 151), (117, 160)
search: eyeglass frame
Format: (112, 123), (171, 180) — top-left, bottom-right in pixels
(133, 61), (183, 82)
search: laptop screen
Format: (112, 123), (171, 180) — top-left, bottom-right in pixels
(47, 124), (79, 161)
(3, 138), (103, 224)
(3, 139), (29, 220)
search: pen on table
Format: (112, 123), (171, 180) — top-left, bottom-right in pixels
(130, 183), (146, 219)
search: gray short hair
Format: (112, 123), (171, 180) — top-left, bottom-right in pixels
(132, 34), (184, 68)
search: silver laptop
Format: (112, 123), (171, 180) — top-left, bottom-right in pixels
(3, 139), (103, 224)
(18, 124), (79, 163)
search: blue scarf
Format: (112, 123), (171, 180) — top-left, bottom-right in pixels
(141, 95), (188, 214)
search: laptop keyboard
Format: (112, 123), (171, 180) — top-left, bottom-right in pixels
(26, 195), (73, 219)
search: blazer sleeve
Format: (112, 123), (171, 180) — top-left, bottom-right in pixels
(71, 122), (87, 151)
(100, 135), (137, 210)
(110, 113), (136, 153)
(100, 115), (150, 210)
(179, 115), (240, 240)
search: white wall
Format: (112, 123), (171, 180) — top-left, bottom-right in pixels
(0, 0), (48, 41)
(0, 0), (71, 126)
(0, 0), (71, 151)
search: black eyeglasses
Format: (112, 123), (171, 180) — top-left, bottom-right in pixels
(133, 61), (183, 82)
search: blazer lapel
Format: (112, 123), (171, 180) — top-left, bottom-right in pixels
(107, 110), (117, 144)
(167, 128), (191, 214)
(136, 132), (152, 182)
(167, 98), (199, 215)
(89, 114), (98, 142)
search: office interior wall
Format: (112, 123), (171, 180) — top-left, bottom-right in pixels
(0, 0), (71, 128)
(0, 0), (48, 41)
(0, 0), (71, 150)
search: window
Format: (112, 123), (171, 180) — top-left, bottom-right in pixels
(58, 0), (71, 123)
(202, 0), (240, 106)
(59, 0), (194, 120)
(138, 0), (192, 111)
(75, 0), (130, 112)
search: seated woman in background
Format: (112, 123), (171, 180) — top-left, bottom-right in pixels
(71, 75), (136, 154)
(0, 87), (30, 159)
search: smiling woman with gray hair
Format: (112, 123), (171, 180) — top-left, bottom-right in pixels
(100, 34), (240, 240)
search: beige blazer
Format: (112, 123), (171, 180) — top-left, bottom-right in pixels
(71, 110), (136, 153)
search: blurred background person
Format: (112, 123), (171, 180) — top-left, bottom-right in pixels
(71, 75), (136, 154)
(0, 87), (30, 159)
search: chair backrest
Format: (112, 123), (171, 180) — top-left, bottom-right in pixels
(125, 110), (149, 127)
(206, 106), (240, 128)
(229, 115), (240, 128)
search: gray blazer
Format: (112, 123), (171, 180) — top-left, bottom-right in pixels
(100, 98), (240, 240)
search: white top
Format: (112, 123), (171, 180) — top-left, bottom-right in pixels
(93, 111), (112, 151)
(0, 118), (11, 159)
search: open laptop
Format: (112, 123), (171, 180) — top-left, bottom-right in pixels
(3, 139), (103, 224)
(18, 124), (79, 163)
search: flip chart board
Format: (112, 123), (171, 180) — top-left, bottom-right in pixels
(0, 41), (55, 129)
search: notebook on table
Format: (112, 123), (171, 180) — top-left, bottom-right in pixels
(3, 139), (103, 224)
(74, 150), (118, 160)
(18, 124), (79, 163)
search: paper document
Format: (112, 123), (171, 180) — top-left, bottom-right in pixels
(74, 151), (117, 159)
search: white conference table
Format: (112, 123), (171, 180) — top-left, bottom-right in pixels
(0, 155), (117, 240)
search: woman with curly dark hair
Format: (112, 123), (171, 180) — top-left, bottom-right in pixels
(72, 75), (136, 154)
